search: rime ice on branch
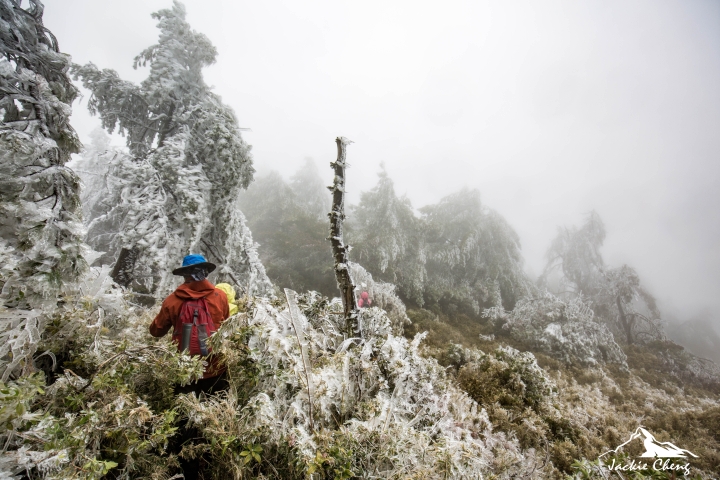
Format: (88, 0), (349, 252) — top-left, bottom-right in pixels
(0, 0), (87, 383)
(72, 2), (266, 297)
(328, 137), (359, 335)
(0, 0), (86, 305)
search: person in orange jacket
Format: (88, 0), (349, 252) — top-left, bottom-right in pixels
(149, 254), (229, 386)
(149, 254), (229, 480)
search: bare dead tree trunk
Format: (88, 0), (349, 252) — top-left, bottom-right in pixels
(328, 137), (359, 335)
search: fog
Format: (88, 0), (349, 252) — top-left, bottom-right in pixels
(45, 0), (720, 324)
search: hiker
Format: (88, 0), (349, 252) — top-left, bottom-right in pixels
(149, 254), (230, 480)
(358, 291), (372, 308)
(149, 253), (230, 391)
(215, 282), (239, 316)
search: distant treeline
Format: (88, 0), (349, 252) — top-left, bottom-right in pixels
(239, 163), (531, 315)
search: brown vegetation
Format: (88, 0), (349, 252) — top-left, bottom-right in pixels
(406, 307), (720, 478)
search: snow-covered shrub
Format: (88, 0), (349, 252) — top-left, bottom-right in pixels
(349, 262), (410, 335)
(175, 289), (543, 479)
(456, 346), (563, 456)
(4, 279), (719, 478)
(0, 271), (206, 479)
(458, 346), (554, 413)
(434, 342), (484, 373)
(1, 283), (552, 479)
(485, 291), (627, 368)
(624, 339), (720, 392)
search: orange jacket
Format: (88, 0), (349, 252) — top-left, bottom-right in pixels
(150, 279), (229, 378)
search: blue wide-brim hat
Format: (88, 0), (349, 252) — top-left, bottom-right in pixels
(172, 254), (217, 276)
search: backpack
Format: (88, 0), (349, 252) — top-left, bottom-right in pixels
(172, 297), (217, 356)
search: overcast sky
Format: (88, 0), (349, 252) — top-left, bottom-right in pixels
(45, 0), (720, 323)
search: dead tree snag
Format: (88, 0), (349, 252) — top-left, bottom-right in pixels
(328, 136), (359, 335)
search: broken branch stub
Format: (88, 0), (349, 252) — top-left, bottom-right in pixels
(328, 137), (359, 335)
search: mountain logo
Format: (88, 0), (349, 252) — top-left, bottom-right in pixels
(601, 427), (698, 459)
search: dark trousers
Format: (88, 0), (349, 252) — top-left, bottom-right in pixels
(173, 373), (228, 480)
(174, 372), (229, 396)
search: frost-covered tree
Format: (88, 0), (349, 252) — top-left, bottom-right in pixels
(540, 210), (606, 298)
(349, 166), (427, 304)
(218, 196), (274, 297)
(599, 264), (663, 345)
(0, 0), (88, 382)
(0, 0), (86, 306)
(349, 176), (531, 314)
(72, 2), (263, 295)
(238, 171), (336, 296)
(92, 146), (173, 291)
(541, 212), (663, 344)
(421, 188), (531, 313)
(72, 129), (111, 219)
(289, 157), (331, 221)
(484, 291), (628, 367)
(70, 129), (120, 267)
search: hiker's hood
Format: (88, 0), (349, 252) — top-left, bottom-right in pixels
(174, 279), (216, 300)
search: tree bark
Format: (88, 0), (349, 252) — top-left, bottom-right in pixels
(111, 246), (138, 287)
(328, 137), (359, 335)
(616, 296), (633, 344)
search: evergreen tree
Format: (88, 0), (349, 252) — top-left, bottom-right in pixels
(238, 171), (336, 296)
(599, 264), (663, 344)
(289, 157), (330, 220)
(348, 166), (426, 304)
(72, 1), (264, 295)
(72, 129), (128, 268)
(0, 0), (88, 381)
(0, 0), (86, 306)
(72, 128), (112, 224)
(540, 210), (606, 298)
(541, 212), (663, 344)
(349, 171), (531, 314)
(421, 188), (530, 313)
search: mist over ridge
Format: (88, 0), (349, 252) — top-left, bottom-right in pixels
(45, 0), (720, 324)
(3, 1), (720, 478)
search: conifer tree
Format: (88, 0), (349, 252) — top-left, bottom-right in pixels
(0, 0), (88, 382)
(0, 0), (86, 306)
(349, 172), (531, 313)
(421, 188), (530, 313)
(72, 1), (265, 295)
(72, 128), (111, 223)
(289, 157), (330, 220)
(600, 264), (662, 344)
(541, 210), (606, 298)
(71, 129), (121, 267)
(541, 212), (663, 344)
(349, 166), (426, 304)
(238, 170), (336, 296)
